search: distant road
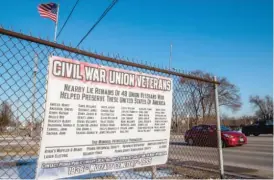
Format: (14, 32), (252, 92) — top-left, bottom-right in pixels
(169, 134), (273, 178)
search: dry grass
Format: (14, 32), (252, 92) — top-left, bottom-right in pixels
(0, 145), (39, 159)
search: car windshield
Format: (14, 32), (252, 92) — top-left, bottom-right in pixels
(221, 126), (230, 131)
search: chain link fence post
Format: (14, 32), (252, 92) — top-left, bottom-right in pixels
(151, 166), (157, 179)
(214, 76), (224, 179)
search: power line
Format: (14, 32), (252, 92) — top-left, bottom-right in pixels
(57, 0), (80, 39)
(76, 0), (119, 48)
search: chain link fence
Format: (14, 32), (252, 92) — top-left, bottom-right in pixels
(0, 28), (222, 179)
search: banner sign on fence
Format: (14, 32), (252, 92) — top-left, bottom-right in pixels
(36, 56), (173, 179)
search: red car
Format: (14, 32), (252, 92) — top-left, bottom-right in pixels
(184, 125), (247, 147)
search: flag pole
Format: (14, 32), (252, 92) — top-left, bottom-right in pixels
(54, 4), (60, 42)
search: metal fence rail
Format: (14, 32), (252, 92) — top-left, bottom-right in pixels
(0, 28), (221, 179)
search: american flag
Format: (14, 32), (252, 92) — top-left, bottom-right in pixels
(38, 3), (58, 22)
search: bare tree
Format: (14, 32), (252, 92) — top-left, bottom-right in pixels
(0, 101), (14, 132)
(249, 95), (273, 120)
(222, 115), (256, 126)
(180, 70), (241, 126)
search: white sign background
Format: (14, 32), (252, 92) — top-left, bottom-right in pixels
(36, 56), (173, 179)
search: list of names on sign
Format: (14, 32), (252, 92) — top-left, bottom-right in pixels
(76, 104), (98, 135)
(100, 105), (119, 134)
(154, 108), (168, 132)
(120, 107), (137, 133)
(47, 103), (74, 136)
(37, 56), (173, 180)
(137, 108), (154, 133)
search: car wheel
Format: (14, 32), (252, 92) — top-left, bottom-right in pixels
(244, 132), (250, 136)
(253, 133), (260, 136)
(187, 138), (194, 146)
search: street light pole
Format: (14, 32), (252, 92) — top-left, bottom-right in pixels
(31, 53), (38, 137)
(169, 43), (172, 70)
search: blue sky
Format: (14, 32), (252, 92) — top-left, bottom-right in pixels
(0, 0), (272, 117)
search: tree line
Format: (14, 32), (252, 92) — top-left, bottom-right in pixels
(0, 101), (15, 132)
(222, 95), (273, 127)
(0, 101), (42, 133)
(173, 70), (272, 129)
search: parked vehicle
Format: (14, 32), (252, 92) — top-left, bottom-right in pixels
(242, 119), (273, 136)
(184, 125), (247, 148)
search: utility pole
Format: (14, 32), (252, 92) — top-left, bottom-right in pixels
(31, 53), (38, 137)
